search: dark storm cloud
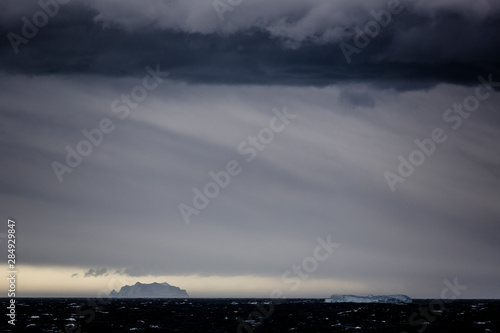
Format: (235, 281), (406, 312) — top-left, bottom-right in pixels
(1, 0), (499, 88)
(338, 90), (376, 108)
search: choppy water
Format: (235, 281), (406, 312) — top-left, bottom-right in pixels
(1, 298), (499, 332)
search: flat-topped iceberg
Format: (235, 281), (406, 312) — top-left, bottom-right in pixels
(109, 282), (189, 298)
(325, 294), (412, 304)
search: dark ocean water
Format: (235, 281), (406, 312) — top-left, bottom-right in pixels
(1, 298), (499, 333)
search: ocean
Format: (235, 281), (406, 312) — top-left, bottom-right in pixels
(2, 298), (499, 332)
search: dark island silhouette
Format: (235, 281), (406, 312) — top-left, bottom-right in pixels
(109, 282), (189, 298)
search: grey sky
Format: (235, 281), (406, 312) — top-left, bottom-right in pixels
(1, 0), (499, 298)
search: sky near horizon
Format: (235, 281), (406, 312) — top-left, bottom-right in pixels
(1, 0), (500, 298)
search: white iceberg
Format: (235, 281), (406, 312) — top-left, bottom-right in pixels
(325, 294), (412, 304)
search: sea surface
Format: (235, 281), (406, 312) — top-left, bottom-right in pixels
(1, 298), (499, 332)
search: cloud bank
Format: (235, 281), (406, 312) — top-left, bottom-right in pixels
(0, 0), (499, 87)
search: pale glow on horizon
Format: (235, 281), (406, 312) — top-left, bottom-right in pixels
(3, 265), (368, 298)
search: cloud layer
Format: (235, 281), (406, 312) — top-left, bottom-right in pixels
(1, 0), (499, 87)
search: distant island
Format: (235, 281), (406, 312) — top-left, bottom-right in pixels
(325, 294), (412, 304)
(109, 282), (189, 298)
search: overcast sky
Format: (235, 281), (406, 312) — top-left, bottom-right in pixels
(1, 0), (499, 298)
